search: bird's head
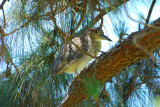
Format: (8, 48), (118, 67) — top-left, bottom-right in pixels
(90, 27), (112, 42)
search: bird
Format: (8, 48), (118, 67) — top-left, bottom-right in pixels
(51, 27), (112, 75)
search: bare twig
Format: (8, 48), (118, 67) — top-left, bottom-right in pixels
(69, 0), (86, 39)
(134, 79), (144, 89)
(123, 75), (138, 100)
(2, 0), (45, 37)
(136, 72), (160, 79)
(134, 73), (160, 89)
(123, 0), (140, 23)
(0, 0), (7, 10)
(11, 60), (20, 74)
(145, 0), (157, 28)
(96, 0), (103, 28)
(49, 0), (66, 37)
(3, 14), (36, 36)
(2, 7), (6, 28)
(0, 26), (20, 75)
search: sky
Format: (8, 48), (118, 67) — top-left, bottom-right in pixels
(0, 0), (160, 72)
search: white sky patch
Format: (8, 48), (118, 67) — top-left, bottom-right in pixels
(101, 16), (119, 52)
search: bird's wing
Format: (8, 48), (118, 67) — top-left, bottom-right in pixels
(52, 31), (92, 74)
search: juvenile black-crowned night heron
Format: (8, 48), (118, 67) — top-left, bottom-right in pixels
(52, 27), (112, 75)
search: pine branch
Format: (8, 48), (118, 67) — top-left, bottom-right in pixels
(59, 17), (160, 106)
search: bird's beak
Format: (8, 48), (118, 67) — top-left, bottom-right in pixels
(100, 34), (112, 41)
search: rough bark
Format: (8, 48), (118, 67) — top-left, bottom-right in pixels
(59, 18), (160, 107)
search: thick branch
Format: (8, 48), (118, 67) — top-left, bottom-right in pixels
(60, 17), (160, 106)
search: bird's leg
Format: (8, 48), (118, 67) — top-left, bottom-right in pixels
(96, 49), (105, 53)
(93, 48), (98, 73)
(94, 47), (97, 57)
(75, 70), (79, 76)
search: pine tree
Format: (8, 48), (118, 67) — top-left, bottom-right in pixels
(0, 0), (160, 106)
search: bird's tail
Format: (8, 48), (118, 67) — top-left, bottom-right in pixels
(51, 56), (63, 75)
